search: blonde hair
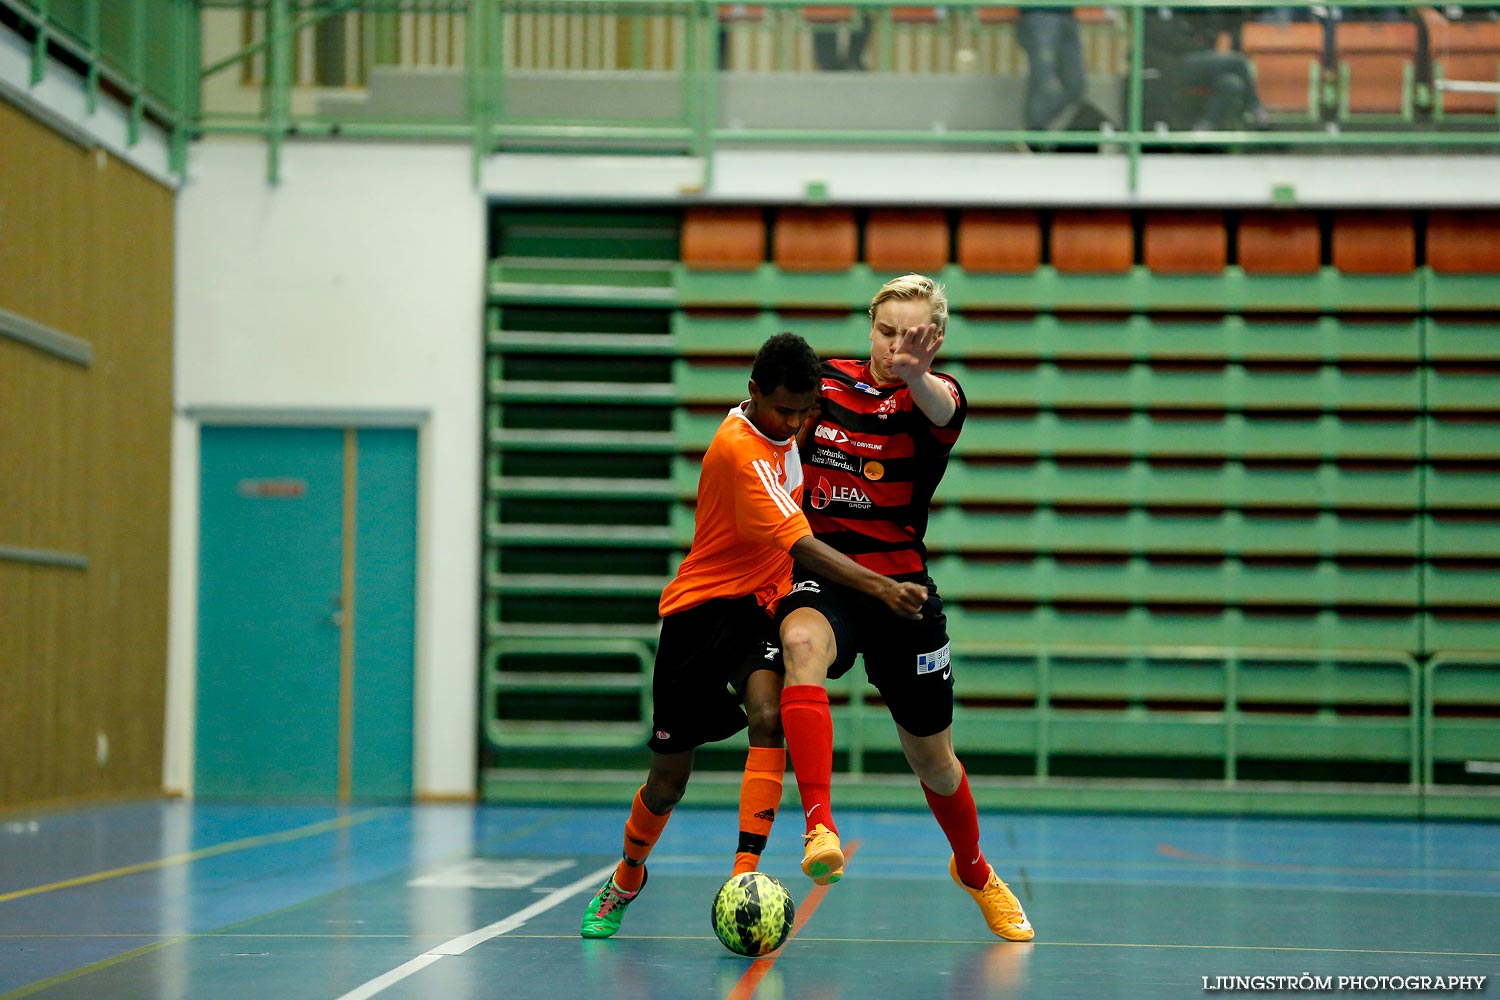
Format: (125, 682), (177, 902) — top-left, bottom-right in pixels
(868, 273), (949, 331)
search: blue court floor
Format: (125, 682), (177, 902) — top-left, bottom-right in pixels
(1, 799), (1496, 999)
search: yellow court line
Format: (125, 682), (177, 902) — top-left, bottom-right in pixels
(0, 809), (388, 905)
(0, 939), (180, 1000)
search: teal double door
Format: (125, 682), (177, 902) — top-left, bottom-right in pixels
(196, 425), (417, 800)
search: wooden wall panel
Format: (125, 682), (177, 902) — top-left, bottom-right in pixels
(0, 98), (173, 809)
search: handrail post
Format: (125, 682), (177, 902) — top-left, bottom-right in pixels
(697, 0), (719, 189)
(84, 0), (99, 115)
(1036, 649), (1051, 780)
(266, 0), (291, 184)
(1407, 654), (1420, 788)
(468, 0), (485, 183)
(1422, 657), (1437, 788)
(877, 4), (895, 72)
(1224, 652), (1239, 785)
(682, 0), (699, 156)
(1126, 1), (1144, 194)
(634, 642), (652, 741)
(487, 0), (507, 154)
(30, 0), (49, 86)
(847, 673), (867, 779)
(129, 0), (146, 147)
(171, 0), (193, 176)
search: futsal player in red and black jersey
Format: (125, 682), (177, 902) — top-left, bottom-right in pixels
(777, 273), (1036, 942)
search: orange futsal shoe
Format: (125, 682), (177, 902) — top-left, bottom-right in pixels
(949, 855), (1034, 941)
(801, 824), (844, 885)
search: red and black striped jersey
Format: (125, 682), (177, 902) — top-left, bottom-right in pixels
(802, 358), (965, 576)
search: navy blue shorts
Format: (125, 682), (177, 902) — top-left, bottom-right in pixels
(647, 596), (782, 755)
(776, 567), (954, 738)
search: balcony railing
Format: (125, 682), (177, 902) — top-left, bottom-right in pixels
(7, 0), (1500, 182)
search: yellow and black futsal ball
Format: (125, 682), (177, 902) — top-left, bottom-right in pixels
(710, 871), (795, 956)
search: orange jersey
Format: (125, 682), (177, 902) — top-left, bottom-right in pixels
(658, 405), (812, 617)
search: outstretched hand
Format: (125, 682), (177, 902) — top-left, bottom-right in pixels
(884, 580), (929, 619)
(890, 324), (943, 384)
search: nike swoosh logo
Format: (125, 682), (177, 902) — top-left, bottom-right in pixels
(941, 667), (952, 680)
(1014, 916), (1033, 932)
(806, 804), (822, 819)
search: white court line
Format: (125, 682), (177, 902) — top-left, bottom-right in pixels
(335, 861), (618, 1000)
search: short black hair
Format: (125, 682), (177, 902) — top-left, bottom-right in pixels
(751, 332), (821, 395)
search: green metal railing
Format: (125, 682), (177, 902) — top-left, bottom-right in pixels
(8, 0), (1500, 183)
(5, 0), (198, 172)
(203, 0), (1500, 186)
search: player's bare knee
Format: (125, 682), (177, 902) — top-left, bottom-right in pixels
(779, 622), (834, 685)
(642, 776), (687, 814)
(744, 701), (784, 743)
(908, 750), (961, 794)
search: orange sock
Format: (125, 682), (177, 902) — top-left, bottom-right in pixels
(781, 685), (836, 835)
(732, 745), (786, 875)
(614, 786), (670, 892)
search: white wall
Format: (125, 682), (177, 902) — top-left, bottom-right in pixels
(167, 139), (484, 799)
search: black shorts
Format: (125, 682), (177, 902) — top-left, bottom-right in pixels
(776, 567), (954, 738)
(647, 596), (783, 755)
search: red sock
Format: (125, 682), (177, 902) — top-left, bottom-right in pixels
(780, 685), (836, 835)
(923, 767), (988, 888)
(733, 745), (785, 875)
(614, 786), (670, 892)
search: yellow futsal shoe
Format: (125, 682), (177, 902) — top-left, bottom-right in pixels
(949, 856), (1035, 942)
(801, 824), (844, 885)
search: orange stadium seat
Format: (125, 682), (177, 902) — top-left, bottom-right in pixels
(1241, 21), (1326, 120)
(1143, 212), (1228, 274)
(681, 207), (766, 271)
(957, 210), (1042, 273)
(865, 210), (950, 274)
(1426, 211), (1500, 274)
(1051, 210), (1133, 273)
(1334, 21), (1419, 119)
(803, 5), (856, 24)
(1238, 211), (1322, 274)
(892, 5), (942, 23)
(1331, 212), (1416, 274)
(976, 6), (1019, 25)
(1422, 11), (1500, 119)
(773, 207), (859, 271)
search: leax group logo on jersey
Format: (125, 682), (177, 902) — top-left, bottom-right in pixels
(810, 476), (873, 511)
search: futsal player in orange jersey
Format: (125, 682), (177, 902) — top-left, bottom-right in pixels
(777, 274), (1035, 941)
(581, 332), (928, 939)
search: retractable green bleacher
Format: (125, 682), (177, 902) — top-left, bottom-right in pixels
(481, 203), (1500, 816)
(669, 206), (1500, 816)
(1419, 211), (1500, 812)
(482, 207), (682, 767)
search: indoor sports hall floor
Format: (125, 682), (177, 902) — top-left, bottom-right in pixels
(2, 799), (1496, 1000)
